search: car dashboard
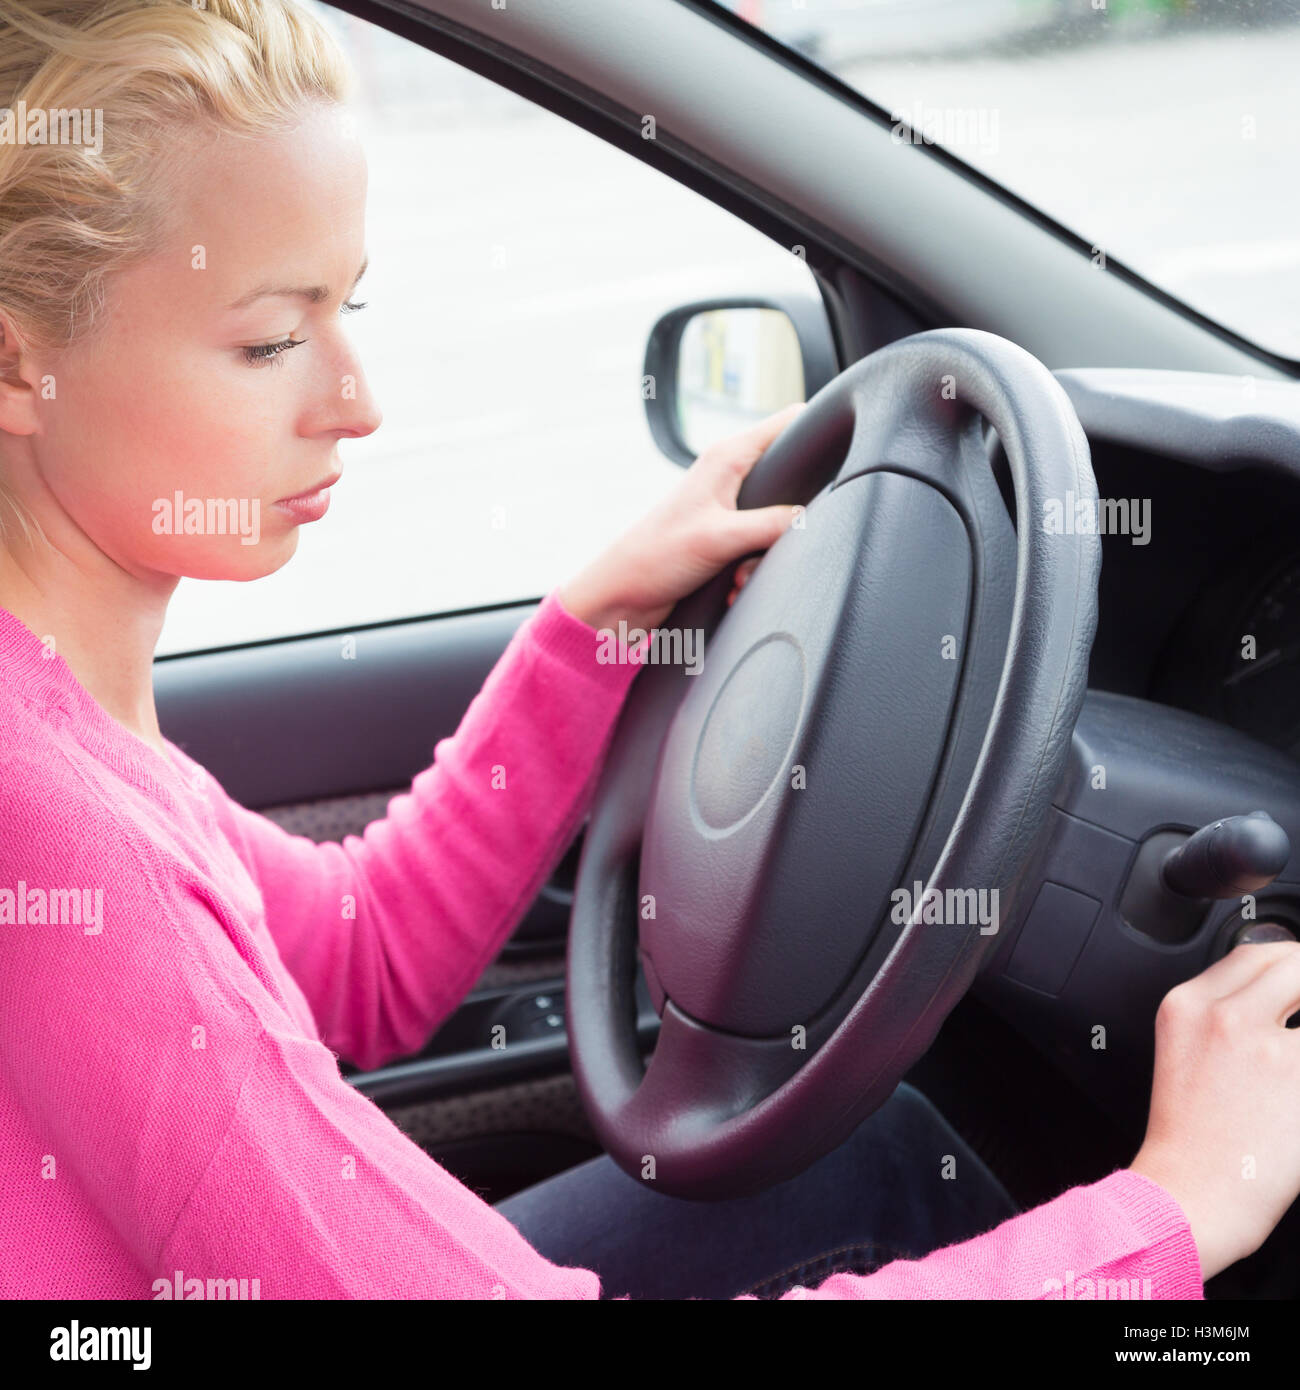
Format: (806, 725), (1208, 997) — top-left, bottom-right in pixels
(1049, 369), (1300, 760)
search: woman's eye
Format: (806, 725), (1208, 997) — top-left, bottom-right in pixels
(242, 301), (366, 366)
(243, 336), (306, 366)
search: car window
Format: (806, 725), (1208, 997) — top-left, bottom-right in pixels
(716, 0), (1300, 363)
(156, 2), (821, 657)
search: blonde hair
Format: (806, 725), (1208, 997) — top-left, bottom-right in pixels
(0, 0), (354, 541)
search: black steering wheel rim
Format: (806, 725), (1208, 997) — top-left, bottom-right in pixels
(568, 327), (1101, 1200)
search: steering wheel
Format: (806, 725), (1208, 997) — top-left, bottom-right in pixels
(567, 327), (1101, 1200)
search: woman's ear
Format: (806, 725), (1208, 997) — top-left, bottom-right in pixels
(0, 307), (42, 438)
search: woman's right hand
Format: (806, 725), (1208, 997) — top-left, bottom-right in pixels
(1129, 939), (1300, 1281)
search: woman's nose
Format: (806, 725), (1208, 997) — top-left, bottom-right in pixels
(338, 372), (382, 439)
(324, 351), (383, 440)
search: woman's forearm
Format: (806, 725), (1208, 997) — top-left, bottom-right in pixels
(202, 588), (642, 1072)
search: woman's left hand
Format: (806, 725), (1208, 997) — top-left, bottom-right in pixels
(558, 402), (805, 634)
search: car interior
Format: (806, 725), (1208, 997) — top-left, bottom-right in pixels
(151, 0), (1300, 1298)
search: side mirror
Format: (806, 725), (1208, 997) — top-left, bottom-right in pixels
(642, 294), (838, 467)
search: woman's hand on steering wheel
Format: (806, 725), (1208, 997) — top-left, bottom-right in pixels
(557, 403), (804, 635)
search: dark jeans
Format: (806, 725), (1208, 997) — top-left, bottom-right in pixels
(494, 1081), (1020, 1299)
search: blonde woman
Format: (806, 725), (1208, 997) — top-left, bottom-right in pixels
(0, 0), (1296, 1301)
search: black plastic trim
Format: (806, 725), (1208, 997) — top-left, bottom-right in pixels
(350, 996), (662, 1107)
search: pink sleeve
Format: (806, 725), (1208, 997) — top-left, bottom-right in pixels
(157, 1022), (607, 1298)
(0, 756), (604, 1298)
(200, 588), (643, 1072)
(737, 1169), (1204, 1300)
(161, 1017), (1204, 1299)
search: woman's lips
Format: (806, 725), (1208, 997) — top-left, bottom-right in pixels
(275, 472), (340, 524)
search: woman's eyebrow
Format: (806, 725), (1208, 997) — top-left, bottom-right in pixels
(226, 254), (369, 310)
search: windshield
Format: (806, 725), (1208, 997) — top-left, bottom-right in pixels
(717, 0), (1300, 361)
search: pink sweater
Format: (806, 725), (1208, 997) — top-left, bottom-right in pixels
(0, 590), (1204, 1300)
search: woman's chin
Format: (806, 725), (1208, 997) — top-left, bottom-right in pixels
(177, 532), (300, 582)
